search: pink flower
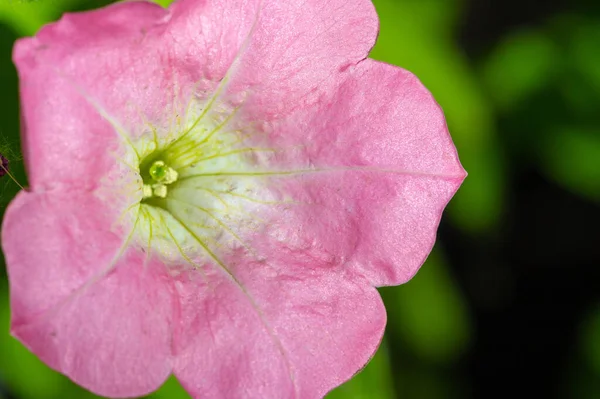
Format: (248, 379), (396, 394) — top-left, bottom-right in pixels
(2, 0), (465, 398)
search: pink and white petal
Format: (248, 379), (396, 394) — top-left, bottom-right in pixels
(172, 264), (384, 399)
(258, 59), (465, 286)
(2, 191), (173, 396)
(13, 252), (174, 398)
(14, 1), (175, 190)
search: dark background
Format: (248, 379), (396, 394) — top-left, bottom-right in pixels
(0, 0), (598, 398)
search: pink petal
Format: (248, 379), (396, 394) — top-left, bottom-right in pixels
(13, 1), (172, 190)
(169, 0), (379, 118)
(167, 0), (262, 82)
(4, 191), (123, 324)
(2, 191), (173, 397)
(257, 59), (466, 286)
(232, 0), (379, 118)
(172, 264), (385, 399)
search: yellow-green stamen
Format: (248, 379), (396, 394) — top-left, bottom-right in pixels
(142, 160), (179, 199)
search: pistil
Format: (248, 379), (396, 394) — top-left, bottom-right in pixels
(143, 160), (178, 199)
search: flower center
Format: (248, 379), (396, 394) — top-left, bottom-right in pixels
(142, 160), (179, 199)
(126, 96), (271, 267)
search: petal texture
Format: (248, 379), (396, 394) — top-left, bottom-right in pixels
(172, 263), (385, 399)
(167, 0), (261, 82)
(2, 191), (173, 397)
(13, 1), (172, 190)
(230, 0), (379, 118)
(258, 59), (466, 286)
(168, 0), (379, 118)
(4, 191), (125, 325)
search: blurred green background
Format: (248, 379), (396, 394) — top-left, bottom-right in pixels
(0, 0), (598, 398)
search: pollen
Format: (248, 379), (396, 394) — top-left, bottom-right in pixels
(149, 160), (178, 185)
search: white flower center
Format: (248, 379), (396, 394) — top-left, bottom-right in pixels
(121, 96), (275, 269)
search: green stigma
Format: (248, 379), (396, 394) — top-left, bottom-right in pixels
(149, 161), (167, 181)
(142, 160), (178, 199)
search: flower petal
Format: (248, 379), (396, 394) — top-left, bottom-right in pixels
(168, 0), (379, 118)
(2, 191), (173, 397)
(13, 1), (173, 190)
(172, 264), (384, 399)
(260, 59), (466, 286)
(167, 0), (261, 82)
(232, 0), (380, 118)
(4, 191), (123, 324)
